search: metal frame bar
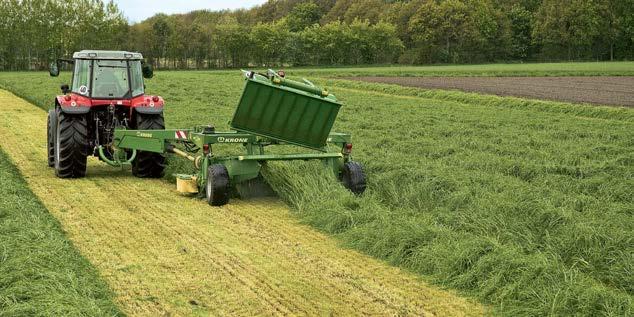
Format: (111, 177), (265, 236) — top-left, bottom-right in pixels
(107, 126), (352, 194)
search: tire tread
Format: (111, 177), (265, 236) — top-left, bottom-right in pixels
(341, 161), (366, 195)
(55, 111), (88, 178)
(206, 164), (230, 206)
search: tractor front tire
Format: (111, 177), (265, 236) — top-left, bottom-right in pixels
(47, 109), (57, 167)
(341, 161), (366, 195)
(206, 164), (230, 206)
(132, 113), (166, 178)
(55, 111), (88, 178)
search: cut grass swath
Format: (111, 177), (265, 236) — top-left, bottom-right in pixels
(0, 149), (122, 316)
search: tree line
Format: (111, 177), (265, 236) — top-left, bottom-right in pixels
(0, 0), (127, 70)
(0, 0), (632, 70)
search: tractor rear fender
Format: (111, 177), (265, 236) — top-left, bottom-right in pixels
(131, 95), (164, 115)
(55, 95), (91, 114)
(133, 106), (163, 114)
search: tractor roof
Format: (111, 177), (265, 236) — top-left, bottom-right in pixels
(72, 50), (143, 60)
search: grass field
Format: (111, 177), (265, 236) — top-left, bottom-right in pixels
(0, 63), (632, 316)
(0, 89), (481, 316)
(0, 149), (122, 316)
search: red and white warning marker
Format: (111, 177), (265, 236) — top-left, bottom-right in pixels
(175, 130), (187, 139)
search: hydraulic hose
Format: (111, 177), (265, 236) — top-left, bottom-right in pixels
(98, 145), (137, 167)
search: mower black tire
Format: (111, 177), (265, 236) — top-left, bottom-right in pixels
(341, 161), (366, 195)
(47, 109), (57, 167)
(206, 164), (230, 206)
(132, 113), (166, 178)
(55, 111), (88, 178)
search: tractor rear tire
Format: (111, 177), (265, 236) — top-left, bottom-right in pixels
(132, 113), (166, 178)
(47, 109), (57, 167)
(341, 161), (366, 195)
(206, 164), (230, 206)
(55, 111), (88, 178)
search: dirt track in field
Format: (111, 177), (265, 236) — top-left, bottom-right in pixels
(346, 76), (634, 107)
(0, 90), (484, 316)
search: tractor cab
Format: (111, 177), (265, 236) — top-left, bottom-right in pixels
(50, 50), (153, 99)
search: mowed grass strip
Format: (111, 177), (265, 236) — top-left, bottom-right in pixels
(0, 149), (122, 316)
(0, 89), (483, 316)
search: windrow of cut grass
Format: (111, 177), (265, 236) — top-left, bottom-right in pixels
(0, 68), (632, 316)
(0, 149), (122, 316)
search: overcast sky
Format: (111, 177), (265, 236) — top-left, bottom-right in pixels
(112, 0), (268, 23)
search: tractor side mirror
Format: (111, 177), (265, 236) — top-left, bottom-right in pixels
(142, 63), (153, 79)
(60, 84), (70, 94)
(49, 62), (59, 77)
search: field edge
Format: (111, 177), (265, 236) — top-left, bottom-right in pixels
(323, 78), (634, 122)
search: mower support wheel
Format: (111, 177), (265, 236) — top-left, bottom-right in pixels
(55, 111), (88, 178)
(47, 109), (57, 167)
(341, 161), (366, 195)
(206, 164), (230, 206)
(132, 113), (166, 178)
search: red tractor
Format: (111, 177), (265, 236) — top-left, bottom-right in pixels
(48, 50), (165, 178)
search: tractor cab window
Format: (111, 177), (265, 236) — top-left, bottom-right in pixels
(92, 60), (130, 99)
(71, 60), (91, 96)
(129, 61), (144, 97)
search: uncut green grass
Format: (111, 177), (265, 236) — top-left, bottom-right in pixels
(262, 81), (633, 316)
(0, 149), (122, 316)
(1, 68), (632, 316)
